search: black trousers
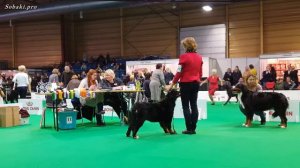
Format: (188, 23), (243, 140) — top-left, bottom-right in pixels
(17, 87), (27, 98)
(179, 82), (199, 131)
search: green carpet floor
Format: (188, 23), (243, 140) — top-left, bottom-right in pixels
(1, 102), (300, 168)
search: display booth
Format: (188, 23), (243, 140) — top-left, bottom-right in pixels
(259, 54), (300, 81)
(126, 57), (217, 78)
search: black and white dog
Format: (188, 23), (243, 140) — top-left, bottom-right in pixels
(223, 81), (238, 106)
(233, 84), (289, 128)
(126, 89), (180, 139)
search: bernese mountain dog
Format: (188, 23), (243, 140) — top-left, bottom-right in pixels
(126, 89), (180, 139)
(233, 84), (289, 128)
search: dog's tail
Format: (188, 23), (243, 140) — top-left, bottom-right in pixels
(272, 93), (289, 118)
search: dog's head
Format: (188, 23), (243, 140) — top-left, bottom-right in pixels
(232, 83), (248, 94)
(166, 89), (180, 101)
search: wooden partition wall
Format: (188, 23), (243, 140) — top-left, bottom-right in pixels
(1, 0), (300, 68)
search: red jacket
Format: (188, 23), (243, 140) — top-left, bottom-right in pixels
(172, 52), (203, 84)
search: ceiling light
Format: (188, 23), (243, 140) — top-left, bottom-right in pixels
(202, 5), (212, 12)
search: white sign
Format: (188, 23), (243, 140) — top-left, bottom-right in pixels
(18, 99), (43, 115)
(198, 91), (238, 102)
(174, 96), (207, 120)
(253, 100), (300, 123)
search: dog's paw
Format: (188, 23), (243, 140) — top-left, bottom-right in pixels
(242, 123), (250, 127)
(280, 125), (287, 129)
(170, 131), (177, 134)
(133, 135), (139, 139)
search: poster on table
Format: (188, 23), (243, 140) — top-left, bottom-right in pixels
(126, 57), (211, 78)
(18, 99), (43, 115)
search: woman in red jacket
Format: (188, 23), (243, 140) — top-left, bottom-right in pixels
(200, 69), (223, 105)
(168, 37), (203, 135)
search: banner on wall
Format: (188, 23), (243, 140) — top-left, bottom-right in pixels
(126, 58), (211, 78)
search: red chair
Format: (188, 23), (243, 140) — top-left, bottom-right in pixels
(265, 82), (275, 90)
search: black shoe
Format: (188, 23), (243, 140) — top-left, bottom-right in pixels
(97, 122), (106, 126)
(182, 130), (196, 134)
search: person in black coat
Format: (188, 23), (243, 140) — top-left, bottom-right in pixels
(223, 68), (233, 85)
(232, 66), (242, 86)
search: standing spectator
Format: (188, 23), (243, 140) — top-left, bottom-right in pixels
(149, 63), (166, 102)
(249, 64), (257, 76)
(291, 65), (299, 87)
(232, 66), (242, 86)
(270, 66), (277, 82)
(136, 71), (145, 87)
(243, 67), (251, 81)
(164, 67), (174, 85)
(223, 68), (233, 85)
(143, 72), (151, 100)
(60, 66), (75, 87)
(283, 64), (292, 81)
(12, 65), (29, 98)
(200, 69), (223, 105)
(48, 68), (59, 84)
(168, 37), (203, 135)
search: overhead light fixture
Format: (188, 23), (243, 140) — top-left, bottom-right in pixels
(202, 5), (212, 12)
(172, 3), (177, 9)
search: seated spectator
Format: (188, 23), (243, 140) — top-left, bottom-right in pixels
(275, 78), (284, 90)
(99, 69), (128, 120)
(283, 76), (296, 90)
(75, 69), (105, 126)
(67, 75), (81, 90)
(81, 63), (87, 72)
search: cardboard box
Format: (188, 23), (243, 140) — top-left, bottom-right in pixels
(0, 106), (20, 127)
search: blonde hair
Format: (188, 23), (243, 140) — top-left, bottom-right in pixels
(130, 75), (135, 81)
(211, 69), (217, 74)
(18, 65), (26, 72)
(52, 68), (59, 74)
(105, 69), (115, 79)
(181, 37), (197, 52)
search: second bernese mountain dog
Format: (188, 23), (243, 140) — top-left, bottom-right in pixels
(233, 84), (289, 128)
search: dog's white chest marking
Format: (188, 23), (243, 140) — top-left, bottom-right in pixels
(237, 92), (245, 109)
